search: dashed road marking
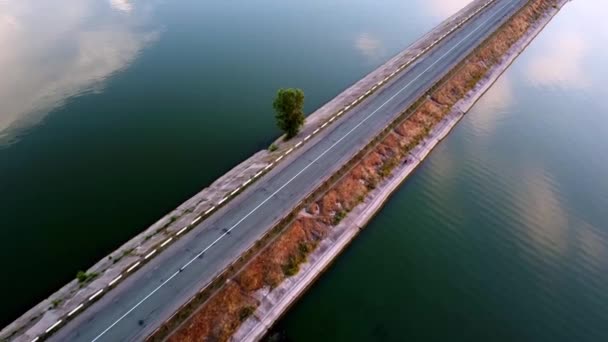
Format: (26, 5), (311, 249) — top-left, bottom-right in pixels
(160, 238), (173, 248)
(67, 304), (84, 317)
(45, 320), (62, 333)
(109, 275), (123, 286)
(89, 289), (104, 301)
(126, 262), (140, 273)
(144, 249), (157, 259)
(205, 206), (216, 215)
(191, 216), (202, 225)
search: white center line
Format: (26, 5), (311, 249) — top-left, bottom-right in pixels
(89, 1), (511, 340)
(91, 271), (180, 342)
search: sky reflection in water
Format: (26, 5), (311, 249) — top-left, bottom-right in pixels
(0, 0), (159, 146)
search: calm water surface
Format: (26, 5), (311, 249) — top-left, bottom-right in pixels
(271, 0), (608, 341)
(1, 0), (607, 339)
(0, 0), (464, 327)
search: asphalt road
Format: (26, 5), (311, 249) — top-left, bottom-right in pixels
(49, 0), (528, 340)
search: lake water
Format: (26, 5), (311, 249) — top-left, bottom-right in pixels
(0, 0), (470, 327)
(270, 1), (608, 341)
(1, 0), (606, 338)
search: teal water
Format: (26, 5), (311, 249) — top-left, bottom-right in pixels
(0, 0), (462, 327)
(270, 1), (608, 341)
(1, 1), (607, 340)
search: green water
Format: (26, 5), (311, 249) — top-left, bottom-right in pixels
(270, 1), (608, 341)
(0, 0), (457, 327)
(1, 1), (607, 340)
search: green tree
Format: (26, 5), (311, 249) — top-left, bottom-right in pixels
(273, 88), (305, 139)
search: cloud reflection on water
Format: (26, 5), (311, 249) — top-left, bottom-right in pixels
(0, 0), (158, 146)
(526, 32), (589, 88)
(354, 33), (385, 61)
(110, 0), (134, 13)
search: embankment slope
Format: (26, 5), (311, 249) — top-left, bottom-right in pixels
(167, 0), (565, 341)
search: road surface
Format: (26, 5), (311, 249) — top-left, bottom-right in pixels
(48, 0), (528, 340)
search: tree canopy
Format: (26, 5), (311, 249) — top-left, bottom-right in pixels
(273, 88), (305, 139)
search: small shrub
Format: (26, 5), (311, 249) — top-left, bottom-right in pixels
(368, 178), (378, 190)
(239, 306), (256, 322)
(379, 159), (398, 178)
(283, 255), (301, 277)
(51, 299), (62, 309)
(332, 210), (347, 225)
(298, 242), (310, 256)
(76, 271), (98, 284)
(268, 143), (278, 152)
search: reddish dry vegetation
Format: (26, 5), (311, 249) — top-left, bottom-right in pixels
(168, 1), (554, 340)
(434, 0), (556, 106)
